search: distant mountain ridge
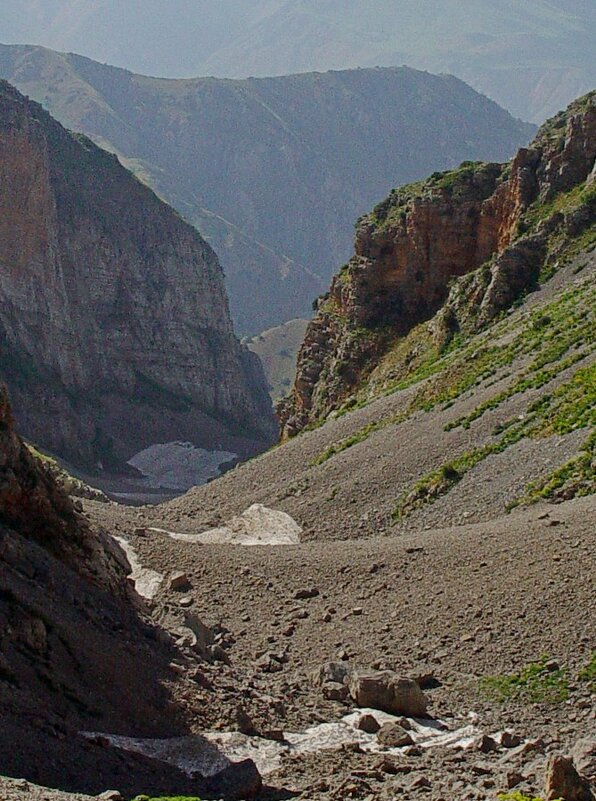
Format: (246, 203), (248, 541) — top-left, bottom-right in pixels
(0, 0), (594, 121)
(0, 45), (535, 333)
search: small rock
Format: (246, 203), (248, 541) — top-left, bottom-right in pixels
(412, 666), (439, 689)
(262, 729), (286, 742)
(169, 571), (191, 591)
(323, 681), (349, 702)
(410, 775), (431, 790)
(377, 722), (414, 748)
(98, 793), (123, 801)
(475, 734), (499, 753)
(403, 744), (424, 757)
(208, 644), (231, 664)
(236, 706), (258, 736)
(293, 587), (319, 600)
(312, 661), (350, 686)
(544, 754), (592, 801)
(178, 596), (193, 608)
(500, 731), (523, 748)
(357, 714), (381, 734)
(506, 771), (525, 789)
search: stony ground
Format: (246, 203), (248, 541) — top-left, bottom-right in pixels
(76, 493), (595, 801)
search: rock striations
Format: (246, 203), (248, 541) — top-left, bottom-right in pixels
(279, 91), (596, 437)
(0, 80), (275, 471)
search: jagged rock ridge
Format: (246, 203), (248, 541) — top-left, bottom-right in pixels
(0, 80), (275, 471)
(280, 92), (596, 437)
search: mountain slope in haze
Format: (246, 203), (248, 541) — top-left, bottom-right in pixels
(247, 318), (309, 400)
(0, 45), (535, 334)
(0, 1), (593, 122)
(0, 80), (275, 474)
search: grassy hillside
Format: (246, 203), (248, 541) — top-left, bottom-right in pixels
(0, 46), (534, 333)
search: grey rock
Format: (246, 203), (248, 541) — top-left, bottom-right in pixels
(573, 739), (596, 782)
(312, 661), (351, 686)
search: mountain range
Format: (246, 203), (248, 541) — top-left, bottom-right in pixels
(0, 44), (535, 333)
(0, 1), (594, 121)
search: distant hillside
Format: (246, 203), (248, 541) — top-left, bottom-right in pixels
(247, 318), (309, 400)
(0, 1), (593, 121)
(0, 80), (275, 474)
(0, 45), (534, 333)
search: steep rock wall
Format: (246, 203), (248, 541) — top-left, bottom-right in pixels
(0, 81), (275, 468)
(280, 92), (596, 437)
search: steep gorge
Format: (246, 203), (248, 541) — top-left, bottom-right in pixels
(280, 92), (596, 436)
(0, 81), (275, 472)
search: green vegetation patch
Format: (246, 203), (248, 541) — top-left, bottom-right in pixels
(394, 361), (596, 519)
(480, 656), (569, 704)
(509, 430), (595, 510)
(498, 794), (553, 801)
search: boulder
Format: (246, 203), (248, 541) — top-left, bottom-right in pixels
(205, 758), (262, 800)
(357, 714), (381, 734)
(348, 670), (428, 716)
(377, 722), (413, 748)
(574, 740), (596, 782)
(545, 755), (593, 801)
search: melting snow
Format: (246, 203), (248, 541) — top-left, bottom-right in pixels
(85, 709), (479, 777)
(127, 441), (237, 491)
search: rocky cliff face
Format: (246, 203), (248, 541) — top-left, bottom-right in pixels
(0, 80), (275, 470)
(280, 92), (596, 437)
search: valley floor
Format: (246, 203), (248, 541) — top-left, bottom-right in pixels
(73, 493), (595, 800)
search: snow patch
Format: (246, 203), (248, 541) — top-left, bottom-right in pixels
(169, 504), (302, 546)
(127, 441), (236, 491)
(85, 709), (479, 777)
(114, 536), (163, 600)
